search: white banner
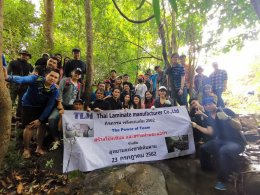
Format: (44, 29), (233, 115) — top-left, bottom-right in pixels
(62, 106), (195, 172)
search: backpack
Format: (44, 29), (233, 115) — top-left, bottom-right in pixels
(64, 78), (82, 99)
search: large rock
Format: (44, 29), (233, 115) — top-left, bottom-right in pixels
(242, 172), (260, 195)
(78, 164), (168, 195)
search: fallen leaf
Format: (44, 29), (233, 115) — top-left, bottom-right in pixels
(16, 183), (23, 194)
(6, 177), (12, 183)
(0, 180), (7, 188)
(45, 179), (55, 186)
(15, 175), (22, 181)
(7, 184), (14, 189)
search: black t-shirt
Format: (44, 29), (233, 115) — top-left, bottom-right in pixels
(90, 99), (110, 111)
(63, 59), (86, 77)
(206, 108), (246, 146)
(106, 97), (122, 110)
(8, 59), (33, 76)
(145, 80), (151, 91)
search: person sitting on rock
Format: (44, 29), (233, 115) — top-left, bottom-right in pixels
(191, 96), (247, 191)
(189, 98), (211, 156)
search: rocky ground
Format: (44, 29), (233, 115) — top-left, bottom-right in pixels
(0, 114), (259, 194)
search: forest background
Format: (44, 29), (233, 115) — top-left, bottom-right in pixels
(2, 0), (260, 114)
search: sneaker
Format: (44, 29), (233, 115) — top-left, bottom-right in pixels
(50, 141), (60, 151)
(214, 181), (226, 191)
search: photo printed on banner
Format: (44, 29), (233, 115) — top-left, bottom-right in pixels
(165, 135), (189, 153)
(64, 122), (94, 138)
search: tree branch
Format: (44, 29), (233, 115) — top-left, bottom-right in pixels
(106, 36), (162, 61)
(117, 56), (158, 65)
(112, 0), (155, 24)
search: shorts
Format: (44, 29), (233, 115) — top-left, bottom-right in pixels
(21, 106), (45, 128)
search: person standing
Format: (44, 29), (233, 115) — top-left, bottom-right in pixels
(63, 48), (86, 80)
(109, 70), (117, 88)
(209, 62), (227, 108)
(180, 55), (191, 96)
(166, 53), (187, 106)
(154, 65), (167, 90)
(194, 66), (209, 103)
(135, 77), (147, 101)
(8, 50), (34, 118)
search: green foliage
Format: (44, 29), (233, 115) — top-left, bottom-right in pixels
(3, 0), (39, 60)
(2, 0), (259, 82)
(136, 0), (146, 10)
(152, 0), (161, 26)
(2, 142), (25, 172)
(45, 159), (54, 169)
(68, 170), (85, 180)
(168, 0), (178, 15)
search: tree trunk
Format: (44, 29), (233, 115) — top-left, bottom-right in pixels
(43, 0), (54, 53)
(0, 0), (12, 168)
(251, 0), (260, 19)
(84, 0), (94, 106)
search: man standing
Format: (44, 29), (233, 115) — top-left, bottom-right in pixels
(180, 55), (191, 97)
(122, 74), (134, 91)
(8, 50), (34, 118)
(209, 62), (227, 108)
(109, 70), (117, 89)
(4, 68), (60, 158)
(63, 48), (86, 79)
(191, 97), (246, 190)
(154, 65), (167, 91)
(166, 53), (187, 106)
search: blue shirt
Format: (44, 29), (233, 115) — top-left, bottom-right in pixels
(6, 75), (59, 121)
(150, 74), (158, 91)
(166, 64), (185, 89)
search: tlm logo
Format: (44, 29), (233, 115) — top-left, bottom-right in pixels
(74, 112), (93, 119)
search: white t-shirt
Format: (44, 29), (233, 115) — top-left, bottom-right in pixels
(135, 83), (147, 100)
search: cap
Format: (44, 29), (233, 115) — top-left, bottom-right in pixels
(202, 96), (216, 105)
(73, 68), (82, 74)
(159, 86), (167, 91)
(72, 48), (80, 53)
(73, 99), (84, 104)
(104, 79), (111, 84)
(19, 50), (32, 59)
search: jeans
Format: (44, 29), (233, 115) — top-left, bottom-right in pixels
(171, 88), (188, 106)
(214, 88), (225, 108)
(200, 139), (244, 182)
(48, 108), (60, 138)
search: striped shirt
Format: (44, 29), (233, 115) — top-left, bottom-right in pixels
(166, 64), (185, 89)
(209, 69), (228, 90)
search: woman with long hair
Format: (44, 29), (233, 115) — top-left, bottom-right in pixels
(144, 90), (154, 108)
(122, 94), (132, 109)
(132, 95), (144, 109)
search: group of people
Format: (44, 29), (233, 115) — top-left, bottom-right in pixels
(3, 49), (246, 191)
